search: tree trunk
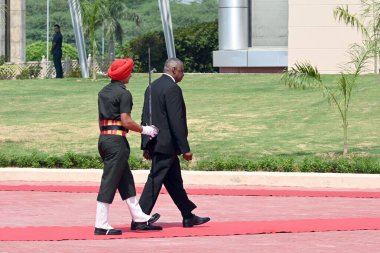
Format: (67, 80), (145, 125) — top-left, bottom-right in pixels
(92, 56), (96, 80)
(92, 38), (97, 80)
(109, 39), (115, 61)
(343, 122), (348, 156)
(374, 53), (378, 74)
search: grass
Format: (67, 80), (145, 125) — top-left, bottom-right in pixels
(0, 73), (379, 168)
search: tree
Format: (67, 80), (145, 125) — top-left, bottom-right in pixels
(80, 0), (142, 80)
(102, 0), (141, 60)
(118, 20), (218, 73)
(281, 41), (374, 156)
(80, 0), (107, 80)
(26, 1), (76, 45)
(334, 1), (380, 73)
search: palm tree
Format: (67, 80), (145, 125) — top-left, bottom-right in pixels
(80, 0), (142, 80)
(102, 0), (142, 61)
(282, 41), (374, 156)
(80, 0), (107, 80)
(334, 0), (380, 73)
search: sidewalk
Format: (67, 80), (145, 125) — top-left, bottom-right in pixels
(2, 167), (380, 189)
(1, 168), (380, 253)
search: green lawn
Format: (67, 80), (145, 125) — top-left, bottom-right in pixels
(0, 74), (379, 164)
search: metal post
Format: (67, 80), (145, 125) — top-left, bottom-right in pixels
(148, 48), (152, 125)
(101, 23), (104, 60)
(68, 0), (89, 78)
(158, 0), (176, 58)
(46, 0), (49, 73)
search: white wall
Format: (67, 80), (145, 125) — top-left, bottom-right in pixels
(288, 0), (372, 73)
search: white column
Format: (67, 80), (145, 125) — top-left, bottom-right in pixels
(9, 0), (26, 63)
(0, 0), (6, 57)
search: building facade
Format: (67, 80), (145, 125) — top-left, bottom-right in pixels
(213, 0), (368, 74)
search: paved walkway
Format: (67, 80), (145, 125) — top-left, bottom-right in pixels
(0, 178), (380, 252)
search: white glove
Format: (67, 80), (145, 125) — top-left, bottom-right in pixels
(142, 125), (159, 138)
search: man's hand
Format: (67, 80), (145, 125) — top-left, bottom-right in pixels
(143, 150), (151, 160)
(142, 125), (159, 138)
(182, 152), (193, 161)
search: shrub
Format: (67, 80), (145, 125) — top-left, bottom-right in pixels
(26, 41), (78, 61)
(1, 151), (380, 173)
(196, 156), (380, 173)
(118, 31), (166, 73)
(118, 20), (218, 73)
(175, 20), (218, 73)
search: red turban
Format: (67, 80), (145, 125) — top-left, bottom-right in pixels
(107, 58), (134, 81)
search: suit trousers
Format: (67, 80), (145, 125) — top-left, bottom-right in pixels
(53, 52), (63, 78)
(97, 135), (136, 204)
(139, 153), (196, 217)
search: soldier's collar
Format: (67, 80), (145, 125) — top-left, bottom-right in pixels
(111, 80), (126, 89)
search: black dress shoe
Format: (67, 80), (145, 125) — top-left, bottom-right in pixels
(183, 215), (210, 228)
(131, 213), (162, 230)
(130, 222), (163, 230)
(94, 227), (122, 235)
(148, 213), (160, 224)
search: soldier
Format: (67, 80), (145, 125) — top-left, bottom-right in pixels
(95, 59), (162, 236)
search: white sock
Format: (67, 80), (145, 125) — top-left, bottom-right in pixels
(126, 196), (151, 222)
(95, 201), (114, 229)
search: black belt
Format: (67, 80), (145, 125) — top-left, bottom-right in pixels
(100, 125), (128, 132)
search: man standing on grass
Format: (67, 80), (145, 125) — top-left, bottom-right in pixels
(140, 58), (210, 228)
(95, 58), (162, 236)
(51, 24), (63, 78)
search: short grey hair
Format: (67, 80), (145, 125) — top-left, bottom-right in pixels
(164, 58), (183, 72)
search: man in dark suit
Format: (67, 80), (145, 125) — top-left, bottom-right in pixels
(51, 24), (63, 78)
(140, 58), (210, 228)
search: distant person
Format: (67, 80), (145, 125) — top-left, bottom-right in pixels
(51, 24), (63, 78)
(95, 58), (162, 236)
(140, 58), (210, 228)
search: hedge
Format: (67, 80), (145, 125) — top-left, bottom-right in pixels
(196, 156), (380, 173)
(26, 41), (79, 61)
(1, 152), (379, 173)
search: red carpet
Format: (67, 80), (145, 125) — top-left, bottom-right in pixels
(1, 185), (380, 198)
(1, 218), (380, 241)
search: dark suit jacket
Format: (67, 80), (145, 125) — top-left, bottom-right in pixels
(141, 74), (190, 155)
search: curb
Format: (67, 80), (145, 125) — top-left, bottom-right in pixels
(1, 168), (380, 189)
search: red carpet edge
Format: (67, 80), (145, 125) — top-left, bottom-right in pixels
(1, 185), (380, 198)
(1, 218), (380, 241)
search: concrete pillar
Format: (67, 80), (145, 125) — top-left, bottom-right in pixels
(9, 0), (25, 63)
(0, 0), (6, 57)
